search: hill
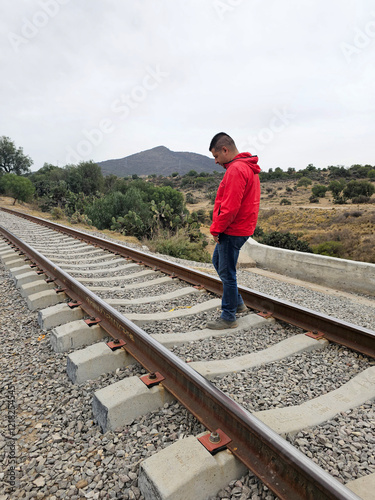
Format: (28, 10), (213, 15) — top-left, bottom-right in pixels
(97, 146), (217, 177)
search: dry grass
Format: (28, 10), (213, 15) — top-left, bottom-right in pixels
(256, 182), (375, 262)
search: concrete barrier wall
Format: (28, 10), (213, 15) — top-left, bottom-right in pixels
(241, 238), (375, 297)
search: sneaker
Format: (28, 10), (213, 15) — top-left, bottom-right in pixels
(206, 318), (238, 330)
(236, 303), (248, 314)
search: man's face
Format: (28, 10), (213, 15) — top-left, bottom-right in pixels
(211, 147), (231, 167)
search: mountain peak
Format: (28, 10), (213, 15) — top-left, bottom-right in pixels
(97, 146), (216, 177)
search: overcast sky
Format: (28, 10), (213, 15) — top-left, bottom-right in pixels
(1, 0), (374, 172)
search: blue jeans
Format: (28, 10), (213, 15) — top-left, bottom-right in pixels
(212, 233), (249, 322)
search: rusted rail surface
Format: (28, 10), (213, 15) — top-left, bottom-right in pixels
(0, 222), (362, 500)
(1, 206), (375, 358)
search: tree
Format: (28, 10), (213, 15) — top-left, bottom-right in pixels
(76, 161), (104, 195)
(311, 185), (328, 198)
(0, 136), (33, 175)
(0, 174), (35, 204)
(343, 180), (375, 200)
(328, 179), (346, 197)
(328, 165), (350, 178)
(297, 177), (312, 187)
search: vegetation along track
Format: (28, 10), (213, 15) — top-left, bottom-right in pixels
(1, 207), (375, 500)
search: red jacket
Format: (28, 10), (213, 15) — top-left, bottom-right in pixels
(210, 153), (261, 236)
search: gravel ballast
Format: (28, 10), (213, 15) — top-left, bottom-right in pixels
(1, 211), (375, 499)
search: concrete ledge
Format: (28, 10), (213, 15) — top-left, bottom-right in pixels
(67, 342), (136, 384)
(38, 302), (84, 331)
(92, 377), (175, 432)
(243, 238), (375, 296)
(126, 298), (221, 326)
(255, 366), (375, 436)
(138, 434), (247, 500)
(27, 289), (67, 311)
(189, 335), (328, 379)
(346, 473), (375, 500)
(151, 314), (272, 348)
(50, 320), (106, 352)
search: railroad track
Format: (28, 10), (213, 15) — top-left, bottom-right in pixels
(1, 207), (375, 500)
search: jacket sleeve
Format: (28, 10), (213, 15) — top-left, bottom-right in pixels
(210, 165), (250, 235)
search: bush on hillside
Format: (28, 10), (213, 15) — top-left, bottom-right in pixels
(343, 180), (375, 200)
(297, 177), (312, 187)
(146, 229), (211, 262)
(311, 184), (328, 198)
(309, 195), (319, 203)
(351, 195), (370, 204)
(257, 230), (313, 253)
(313, 241), (345, 258)
(280, 198), (291, 205)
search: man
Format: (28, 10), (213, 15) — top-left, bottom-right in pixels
(207, 132), (261, 329)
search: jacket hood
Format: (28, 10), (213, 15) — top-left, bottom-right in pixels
(224, 152), (261, 174)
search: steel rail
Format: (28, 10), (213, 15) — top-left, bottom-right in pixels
(0, 223), (361, 500)
(1, 206), (375, 358)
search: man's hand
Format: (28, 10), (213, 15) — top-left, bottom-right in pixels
(213, 235), (220, 244)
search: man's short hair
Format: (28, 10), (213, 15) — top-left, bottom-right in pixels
(209, 132), (236, 152)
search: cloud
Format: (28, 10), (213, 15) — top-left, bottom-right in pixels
(0, 0), (374, 171)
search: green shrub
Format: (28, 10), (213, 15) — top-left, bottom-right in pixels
(147, 230), (211, 262)
(185, 192), (196, 204)
(111, 212), (145, 238)
(311, 184), (328, 198)
(0, 174), (35, 204)
(297, 177), (312, 187)
(343, 180), (375, 200)
(333, 196), (346, 204)
(85, 189), (153, 231)
(193, 209), (208, 224)
(309, 195), (319, 203)
(253, 226), (264, 238)
(69, 212), (92, 225)
(328, 179), (346, 197)
(261, 231), (313, 252)
(313, 241), (345, 258)
(280, 198), (291, 205)
(51, 207), (65, 219)
(351, 195), (370, 204)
